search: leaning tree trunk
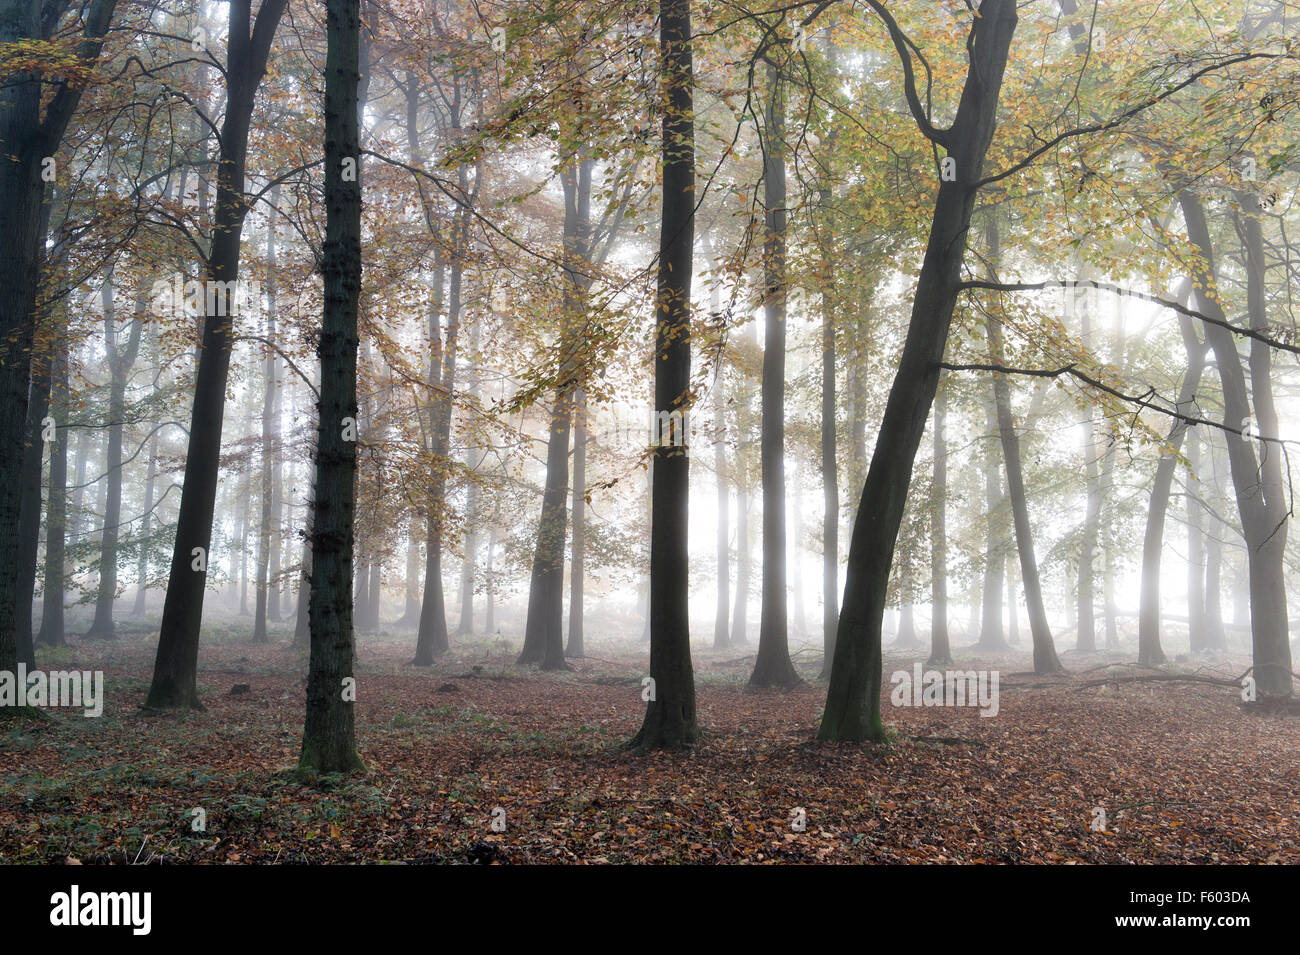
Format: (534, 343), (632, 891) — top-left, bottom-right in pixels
(146, 0), (289, 709)
(299, 0), (364, 775)
(628, 0), (698, 750)
(820, 0), (1019, 742)
(751, 60), (799, 689)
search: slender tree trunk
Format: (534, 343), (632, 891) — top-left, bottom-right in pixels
(299, 0), (364, 775)
(1076, 291), (1101, 651)
(146, 0), (290, 709)
(132, 436), (157, 616)
(14, 319), (52, 665)
(985, 218), (1061, 674)
(928, 381), (951, 666)
(519, 155), (589, 672)
(89, 282), (144, 638)
(37, 336), (69, 648)
(565, 388), (586, 657)
(751, 60), (798, 689)
(978, 392), (1007, 650)
(254, 194), (281, 643)
(397, 532), (420, 628)
(1186, 430), (1206, 651)
(714, 380), (730, 650)
(731, 481), (750, 646)
(629, 0), (698, 749)
(1137, 279), (1199, 665)
(414, 253), (460, 664)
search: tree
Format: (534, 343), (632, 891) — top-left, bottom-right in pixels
(750, 57), (799, 689)
(0, 0), (119, 680)
(820, 0), (1019, 742)
(628, 0), (698, 751)
(299, 0), (364, 777)
(146, 0), (289, 709)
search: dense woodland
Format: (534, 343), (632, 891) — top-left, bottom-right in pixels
(1, 0), (1299, 866)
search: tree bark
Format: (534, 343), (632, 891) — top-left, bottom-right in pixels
(751, 59), (799, 689)
(299, 0), (364, 775)
(629, 0), (698, 749)
(928, 381), (951, 666)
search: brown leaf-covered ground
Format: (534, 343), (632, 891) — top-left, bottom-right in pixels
(2, 622), (1297, 864)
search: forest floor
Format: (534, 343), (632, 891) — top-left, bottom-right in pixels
(2, 615), (1297, 864)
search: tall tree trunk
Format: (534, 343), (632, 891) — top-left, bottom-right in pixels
(414, 252), (460, 663)
(89, 279), (144, 637)
(132, 436), (157, 616)
(146, 0), (290, 709)
(928, 381), (951, 666)
(978, 391), (1007, 650)
(37, 333), (69, 648)
(14, 315), (52, 665)
(714, 376), (730, 651)
(629, 0), (698, 749)
(565, 388), (586, 657)
(1136, 279), (1199, 666)
(985, 217), (1062, 674)
(1076, 287), (1100, 651)
(751, 59), (798, 689)
(731, 481), (750, 646)
(1179, 192), (1290, 695)
(254, 192), (282, 643)
(299, 0), (364, 775)
(518, 154), (589, 672)
(820, 0), (1019, 741)
(0, 0), (118, 678)
(1186, 430), (1206, 651)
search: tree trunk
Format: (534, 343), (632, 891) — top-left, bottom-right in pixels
(1185, 430), (1206, 651)
(299, 0), (364, 775)
(985, 218), (1061, 674)
(254, 194), (282, 643)
(37, 334), (69, 648)
(1137, 279), (1200, 666)
(519, 154), (589, 672)
(89, 280), (144, 638)
(132, 435), (157, 616)
(978, 391), (1007, 650)
(751, 60), (798, 689)
(928, 381), (951, 666)
(713, 379), (730, 651)
(820, 0), (1019, 742)
(146, 0), (289, 709)
(628, 0), (698, 749)
(1179, 192), (1290, 695)
(565, 388), (586, 657)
